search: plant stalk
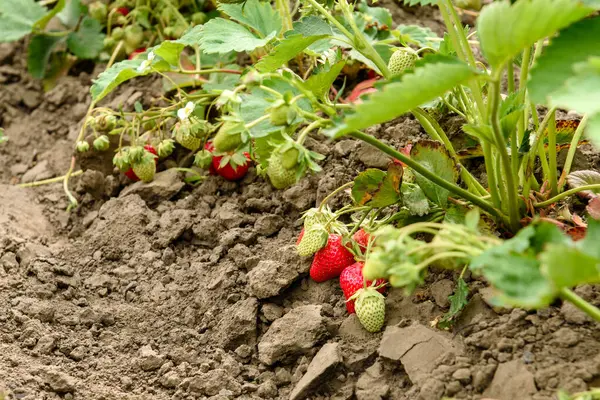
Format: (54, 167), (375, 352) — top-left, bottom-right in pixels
(560, 288), (600, 322)
(558, 114), (588, 190)
(547, 109), (558, 196)
(534, 184), (600, 208)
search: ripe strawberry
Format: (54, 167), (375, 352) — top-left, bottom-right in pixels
(212, 152), (251, 181)
(296, 224), (328, 257)
(116, 7), (129, 16)
(128, 48), (146, 60)
(353, 228), (372, 252)
(340, 262), (387, 314)
(351, 286), (386, 332)
(125, 145), (157, 181)
(266, 151), (297, 189)
(309, 234), (355, 282)
(388, 48), (418, 77)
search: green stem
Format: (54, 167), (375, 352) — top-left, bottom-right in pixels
(296, 120), (322, 145)
(349, 130), (507, 222)
(534, 184), (600, 208)
(482, 142), (500, 208)
(522, 106), (557, 196)
(558, 114), (588, 191)
(547, 109), (558, 196)
(507, 61), (515, 94)
(319, 181), (354, 211)
(559, 288), (600, 322)
(19, 170), (83, 187)
(176, 68), (242, 75)
(275, 0), (293, 33)
(245, 114), (270, 129)
(489, 77), (520, 231)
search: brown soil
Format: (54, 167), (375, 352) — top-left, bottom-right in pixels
(1, 5), (600, 400)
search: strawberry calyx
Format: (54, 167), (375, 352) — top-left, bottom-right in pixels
(125, 145), (157, 181)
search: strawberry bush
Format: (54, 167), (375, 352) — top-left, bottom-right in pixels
(18, 0), (600, 332)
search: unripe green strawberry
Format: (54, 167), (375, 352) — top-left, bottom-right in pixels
(93, 135), (110, 151)
(191, 12), (208, 25)
(363, 252), (390, 280)
(296, 224), (328, 257)
(103, 37), (116, 50)
(175, 130), (202, 151)
(388, 48), (418, 77)
(76, 141), (90, 153)
(124, 25), (144, 49)
(93, 114), (117, 131)
(194, 149), (213, 169)
(281, 147), (299, 170)
(269, 104), (295, 126)
(266, 151), (297, 189)
(113, 150), (129, 171)
(454, 0), (482, 10)
(213, 122), (242, 152)
(352, 287), (386, 332)
(157, 139), (175, 157)
(111, 27), (125, 40)
(89, 1), (108, 22)
(131, 152), (156, 182)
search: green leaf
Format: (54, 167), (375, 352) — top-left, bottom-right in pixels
(305, 60), (345, 100)
(529, 17), (600, 104)
(399, 0), (436, 5)
(352, 165), (403, 208)
(546, 59), (600, 116)
(477, 0), (593, 69)
(256, 33), (328, 73)
(540, 244), (600, 289)
(352, 169), (387, 204)
(27, 34), (64, 79)
(175, 24), (203, 46)
(57, 0), (84, 28)
(33, 0), (65, 30)
(90, 58), (169, 102)
(153, 40), (185, 66)
(66, 17), (104, 59)
(402, 183), (430, 216)
(358, 3), (393, 28)
(410, 140), (458, 209)
(217, 0), (282, 38)
(438, 277), (469, 329)
(293, 16), (333, 36)
(0, 0), (46, 42)
(580, 218), (600, 259)
(199, 18), (276, 54)
(586, 112), (600, 148)
(329, 55), (478, 138)
(395, 25), (440, 49)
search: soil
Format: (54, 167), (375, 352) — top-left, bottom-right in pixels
(1, 4), (600, 400)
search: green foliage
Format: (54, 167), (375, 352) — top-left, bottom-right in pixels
(352, 165), (403, 208)
(66, 17), (104, 59)
(200, 18), (276, 54)
(218, 0), (282, 38)
(33, 0), (65, 31)
(529, 18), (600, 104)
(438, 277), (469, 329)
(27, 35), (65, 79)
(402, 183), (430, 216)
(304, 60), (345, 100)
(0, 0), (46, 42)
(398, 0), (437, 6)
(410, 140), (458, 209)
(328, 55), (478, 138)
(256, 33), (329, 73)
(477, 0), (593, 69)
(395, 25), (440, 49)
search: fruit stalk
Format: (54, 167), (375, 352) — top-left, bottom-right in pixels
(559, 288), (600, 323)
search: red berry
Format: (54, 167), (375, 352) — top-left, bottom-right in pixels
(309, 234), (355, 282)
(353, 228), (371, 252)
(212, 152), (250, 181)
(128, 47), (146, 60)
(340, 262), (387, 314)
(116, 7), (129, 16)
(296, 229), (304, 245)
(125, 145), (157, 181)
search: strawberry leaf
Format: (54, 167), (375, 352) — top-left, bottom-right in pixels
(394, 25), (440, 49)
(200, 18), (276, 54)
(305, 60), (345, 100)
(477, 0), (593, 69)
(401, 182), (429, 216)
(540, 243), (600, 289)
(293, 15), (333, 36)
(529, 17), (600, 105)
(217, 0), (282, 38)
(352, 165), (403, 208)
(33, 0), (65, 31)
(410, 140), (458, 209)
(66, 16), (104, 59)
(0, 0), (46, 42)
(57, 0), (84, 28)
(27, 34), (65, 79)
(328, 55), (478, 138)
(256, 33), (329, 73)
(438, 277), (469, 329)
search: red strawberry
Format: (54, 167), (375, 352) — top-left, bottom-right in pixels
(212, 152), (250, 181)
(116, 7), (129, 15)
(353, 228), (372, 251)
(309, 234), (355, 282)
(128, 47), (146, 60)
(296, 229), (304, 245)
(340, 262), (387, 314)
(125, 145), (157, 181)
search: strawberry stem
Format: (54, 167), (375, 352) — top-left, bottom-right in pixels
(319, 182), (354, 211)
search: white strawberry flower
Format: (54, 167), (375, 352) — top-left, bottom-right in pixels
(177, 101), (195, 121)
(136, 51), (155, 73)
